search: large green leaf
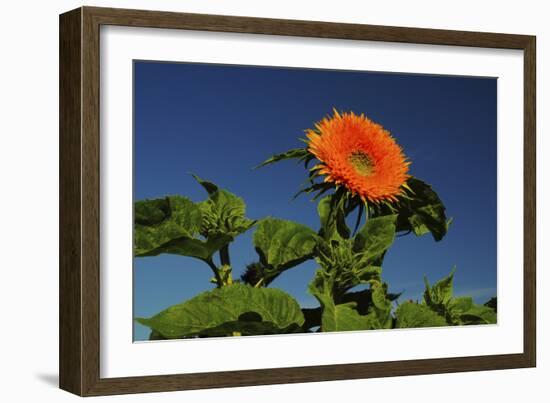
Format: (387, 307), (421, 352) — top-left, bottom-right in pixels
(310, 281), (392, 332)
(199, 189), (256, 238)
(141, 234), (234, 261)
(135, 198), (173, 226)
(313, 291), (372, 332)
(302, 289), (382, 330)
(195, 319), (303, 337)
(372, 177), (449, 241)
(460, 305), (497, 325)
(254, 218), (319, 276)
(135, 196), (204, 257)
(135, 180), (257, 262)
(353, 214), (398, 259)
(137, 284), (305, 338)
(399, 177), (449, 241)
(395, 302), (448, 328)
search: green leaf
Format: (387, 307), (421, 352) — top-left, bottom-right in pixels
(447, 296), (473, 324)
(309, 281), (392, 331)
(137, 284), (305, 338)
(401, 177), (449, 241)
(353, 214), (398, 260)
(460, 305), (497, 325)
(372, 177), (449, 242)
(318, 193), (350, 240)
(256, 148), (310, 168)
(313, 291), (372, 332)
(364, 282), (393, 329)
(447, 296), (474, 318)
(199, 189), (256, 238)
(135, 198), (171, 226)
(395, 302), (448, 328)
(134, 196), (204, 257)
(254, 218), (319, 276)
(196, 320), (303, 337)
(191, 174), (218, 195)
(135, 181), (256, 263)
(302, 289), (383, 331)
(141, 233), (233, 261)
(424, 268), (455, 308)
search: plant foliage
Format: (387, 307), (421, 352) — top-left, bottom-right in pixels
(134, 148), (494, 338)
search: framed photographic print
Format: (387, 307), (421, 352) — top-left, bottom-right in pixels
(59, 6), (536, 396)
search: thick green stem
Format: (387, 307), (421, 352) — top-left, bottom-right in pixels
(352, 202), (365, 236)
(205, 258), (222, 288)
(220, 244), (231, 267)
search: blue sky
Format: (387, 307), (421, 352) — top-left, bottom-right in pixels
(133, 60), (497, 341)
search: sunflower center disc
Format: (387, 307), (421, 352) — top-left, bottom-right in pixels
(348, 151), (375, 176)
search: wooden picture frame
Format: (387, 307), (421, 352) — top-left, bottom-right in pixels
(59, 6), (536, 396)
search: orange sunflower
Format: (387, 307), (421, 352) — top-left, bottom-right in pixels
(307, 110), (410, 204)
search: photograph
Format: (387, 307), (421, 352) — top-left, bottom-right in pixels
(53, 4), (537, 397)
(132, 60), (498, 341)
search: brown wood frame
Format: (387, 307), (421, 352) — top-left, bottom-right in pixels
(59, 6), (536, 397)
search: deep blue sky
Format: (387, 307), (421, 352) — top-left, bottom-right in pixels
(133, 60), (497, 341)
